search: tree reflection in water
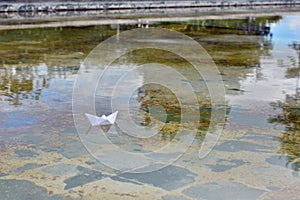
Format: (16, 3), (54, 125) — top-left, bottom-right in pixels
(269, 42), (300, 171)
(0, 64), (78, 105)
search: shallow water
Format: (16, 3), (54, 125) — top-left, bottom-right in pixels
(0, 14), (299, 199)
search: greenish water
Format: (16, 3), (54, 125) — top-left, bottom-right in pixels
(0, 15), (299, 199)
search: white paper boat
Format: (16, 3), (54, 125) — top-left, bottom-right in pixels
(85, 111), (118, 126)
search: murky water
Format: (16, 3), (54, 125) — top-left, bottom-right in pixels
(0, 14), (299, 199)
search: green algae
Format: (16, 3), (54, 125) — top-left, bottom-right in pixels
(269, 95), (300, 166)
(1, 15), (300, 200)
(0, 16), (291, 148)
(0, 25), (123, 66)
(0, 18), (268, 129)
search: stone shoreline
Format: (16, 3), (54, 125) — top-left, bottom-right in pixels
(1, 0), (300, 13)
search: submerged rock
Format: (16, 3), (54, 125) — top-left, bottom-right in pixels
(0, 179), (65, 200)
(183, 180), (265, 200)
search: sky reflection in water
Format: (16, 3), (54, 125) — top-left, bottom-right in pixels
(0, 15), (299, 173)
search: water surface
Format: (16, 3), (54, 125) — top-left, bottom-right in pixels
(0, 14), (299, 199)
